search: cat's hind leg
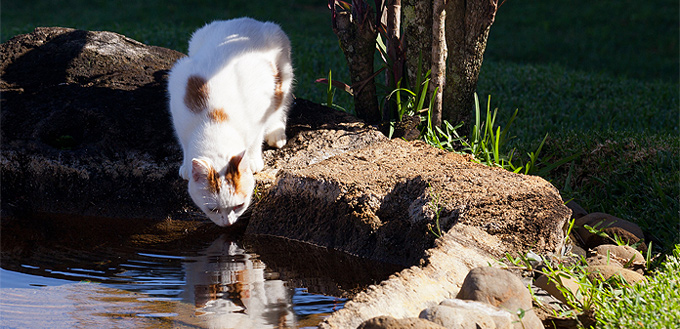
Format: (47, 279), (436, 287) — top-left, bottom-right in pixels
(264, 55), (293, 149)
(264, 117), (287, 149)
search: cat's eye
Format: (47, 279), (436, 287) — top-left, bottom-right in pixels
(209, 207), (220, 213)
(232, 203), (245, 212)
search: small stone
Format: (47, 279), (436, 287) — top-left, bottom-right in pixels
(592, 244), (646, 271)
(586, 265), (645, 285)
(457, 267), (533, 312)
(574, 213), (646, 251)
(420, 300), (510, 329)
(421, 299), (544, 329)
(534, 272), (581, 306)
(570, 243), (587, 258)
(455, 267), (545, 328)
(586, 254), (624, 268)
(358, 315), (446, 329)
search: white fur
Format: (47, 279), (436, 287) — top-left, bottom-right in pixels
(168, 18), (294, 226)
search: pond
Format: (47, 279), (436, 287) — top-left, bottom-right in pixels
(0, 213), (402, 328)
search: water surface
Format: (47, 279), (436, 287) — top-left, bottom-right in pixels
(0, 214), (401, 328)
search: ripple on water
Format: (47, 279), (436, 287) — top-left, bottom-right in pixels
(0, 215), (402, 328)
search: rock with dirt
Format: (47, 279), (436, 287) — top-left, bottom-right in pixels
(251, 138), (571, 327)
(249, 140), (570, 266)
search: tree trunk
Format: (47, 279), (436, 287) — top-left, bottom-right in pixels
(443, 0), (498, 134)
(386, 0), (402, 89)
(385, 0), (403, 121)
(333, 9), (381, 124)
(429, 0), (447, 128)
(402, 0), (432, 88)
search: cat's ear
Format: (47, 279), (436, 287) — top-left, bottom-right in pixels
(227, 150), (248, 175)
(191, 158), (211, 182)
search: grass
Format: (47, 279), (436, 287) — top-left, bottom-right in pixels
(594, 244), (680, 328)
(486, 0), (679, 84)
(502, 245), (680, 328)
(474, 61), (679, 251)
(2, 0), (677, 255)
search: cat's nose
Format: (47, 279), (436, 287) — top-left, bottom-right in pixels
(226, 212), (239, 226)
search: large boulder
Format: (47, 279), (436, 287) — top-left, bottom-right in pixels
(248, 139), (570, 266)
(0, 27), (383, 220)
(1, 27), (187, 219)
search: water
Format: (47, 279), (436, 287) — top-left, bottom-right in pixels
(0, 214), (401, 328)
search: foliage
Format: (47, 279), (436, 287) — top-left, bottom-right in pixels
(502, 242), (680, 329)
(420, 92), (578, 176)
(318, 70), (353, 115)
(545, 131), (680, 251)
(426, 187), (444, 238)
(593, 244), (680, 328)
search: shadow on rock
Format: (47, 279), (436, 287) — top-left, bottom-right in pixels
(1, 27), (188, 219)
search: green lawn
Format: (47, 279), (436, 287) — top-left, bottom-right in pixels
(2, 1), (678, 249)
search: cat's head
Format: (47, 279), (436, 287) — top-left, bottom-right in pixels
(187, 152), (254, 227)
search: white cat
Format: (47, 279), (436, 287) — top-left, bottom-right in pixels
(167, 18), (294, 226)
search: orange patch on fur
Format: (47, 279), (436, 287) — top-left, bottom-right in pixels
(184, 75), (209, 113)
(208, 108), (229, 122)
(206, 165), (221, 194)
(224, 155), (243, 196)
(271, 63), (284, 111)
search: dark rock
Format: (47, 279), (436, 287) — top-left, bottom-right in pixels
(1, 27), (187, 219)
(564, 200), (587, 219)
(0, 28), (377, 221)
(358, 316), (445, 329)
(379, 115), (421, 141)
(574, 212), (646, 252)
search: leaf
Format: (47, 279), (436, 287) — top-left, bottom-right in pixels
(315, 77), (354, 96)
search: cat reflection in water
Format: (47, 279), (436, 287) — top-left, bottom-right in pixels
(168, 18), (294, 226)
(182, 235), (294, 328)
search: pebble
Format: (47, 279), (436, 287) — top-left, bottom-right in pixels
(358, 315), (446, 329)
(586, 265), (646, 285)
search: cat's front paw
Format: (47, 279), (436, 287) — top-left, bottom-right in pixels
(265, 129), (287, 149)
(249, 155), (265, 173)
